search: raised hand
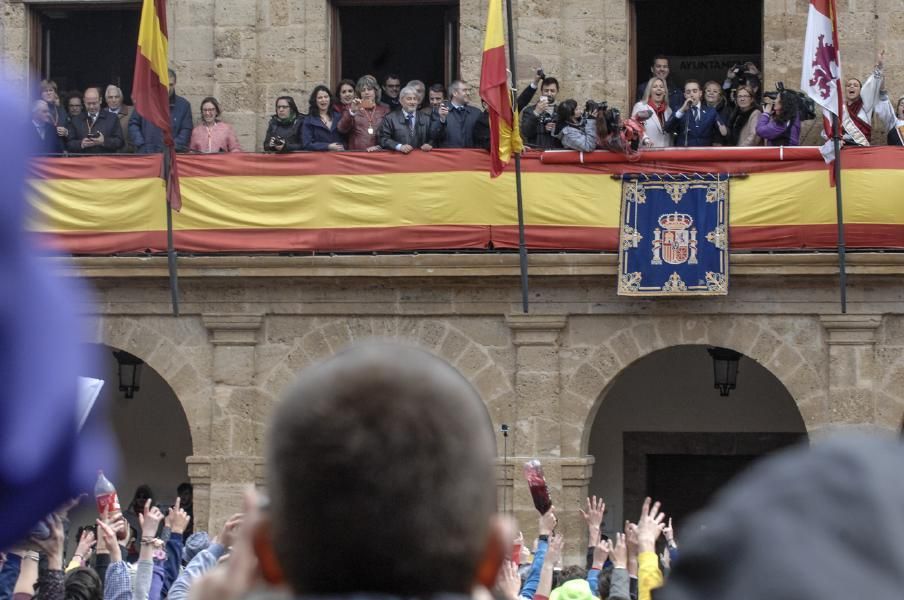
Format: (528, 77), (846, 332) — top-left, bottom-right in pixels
(139, 499), (164, 539)
(538, 505), (557, 536)
(545, 531), (565, 566)
(579, 495), (606, 544)
(166, 497), (192, 535)
(96, 518), (122, 563)
(663, 517), (676, 548)
(495, 560), (521, 600)
(217, 512), (244, 548)
(74, 528), (97, 564)
(610, 532), (627, 569)
(31, 513), (65, 569)
(592, 538), (610, 569)
(635, 497), (666, 553)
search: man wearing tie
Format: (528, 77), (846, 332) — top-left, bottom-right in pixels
(30, 100), (64, 155)
(665, 80), (728, 147)
(435, 80), (481, 148)
(67, 88), (123, 154)
(379, 85), (440, 153)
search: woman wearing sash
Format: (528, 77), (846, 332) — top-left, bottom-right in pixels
(338, 75), (389, 152)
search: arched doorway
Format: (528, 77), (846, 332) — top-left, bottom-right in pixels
(65, 343), (193, 552)
(586, 344), (806, 532)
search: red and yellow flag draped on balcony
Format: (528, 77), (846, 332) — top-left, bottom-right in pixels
(480, 0), (523, 177)
(133, 0), (181, 209)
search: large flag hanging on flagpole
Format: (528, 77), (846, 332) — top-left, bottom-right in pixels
(133, 0), (181, 210)
(479, 0), (523, 177)
(801, 0), (843, 163)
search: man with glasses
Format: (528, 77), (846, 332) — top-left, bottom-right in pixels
(381, 74), (402, 112)
(67, 95), (84, 119)
(104, 85), (133, 152)
(67, 87), (123, 154)
(434, 80), (481, 148)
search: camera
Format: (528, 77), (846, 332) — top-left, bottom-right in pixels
(763, 82), (817, 121)
(537, 68), (546, 80)
(87, 132), (101, 139)
(585, 100), (607, 116)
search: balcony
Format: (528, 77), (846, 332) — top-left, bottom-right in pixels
(27, 147), (904, 256)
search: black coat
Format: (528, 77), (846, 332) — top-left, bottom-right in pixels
(379, 110), (441, 150)
(435, 104), (482, 148)
(263, 115), (304, 152)
(66, 111), (124, 154)
(30, 121), (64, 155)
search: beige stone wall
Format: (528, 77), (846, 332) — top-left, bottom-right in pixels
(3, 0), (899, 146)
(65, 253), (904, 559)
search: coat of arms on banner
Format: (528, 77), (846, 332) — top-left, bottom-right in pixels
(618, 174), (729, 296)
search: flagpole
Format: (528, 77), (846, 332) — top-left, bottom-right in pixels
(829, 0), (846, 314)
(163, 149), (180, 317)
(503, 0), (529, 313)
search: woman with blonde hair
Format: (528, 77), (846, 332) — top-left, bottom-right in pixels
(632, 77), (672, 147)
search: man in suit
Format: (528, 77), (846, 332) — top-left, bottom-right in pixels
(435, 80), (481, 148)
(635, 55), (684, 112)
(665, 80), (728, 147)
(129, 68), (193, 153)
(66, 88), (124, 154)
(30, 100), (64, 155)
(379, 85), (441, 153)
(104, 85), (133, 153)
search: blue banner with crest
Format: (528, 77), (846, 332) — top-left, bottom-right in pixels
(618, 174), (729, 296)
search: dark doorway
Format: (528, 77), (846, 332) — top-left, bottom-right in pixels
(333, 1), (458, 89)
(32, 3), (141, 103)
(633, 0), (762, 93)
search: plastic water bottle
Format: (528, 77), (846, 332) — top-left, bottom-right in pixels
(523, 459), (553, 515)
(94, 470), (121, 518)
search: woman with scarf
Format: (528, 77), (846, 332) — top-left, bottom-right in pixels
(632, 77), (672, 147)
(553, 99), (598, 151)
(886, 95), (904, 146)
(726, 85), (761, 146)
(263, 96), (304, 152)
(338, 75), (389, 151)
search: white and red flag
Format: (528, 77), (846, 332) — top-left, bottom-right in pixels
(801, 0), (844, 162)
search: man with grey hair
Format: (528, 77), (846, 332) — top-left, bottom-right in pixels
(104, 84), (133, 152)
(435, 79), (481, 148)
(379, 85), (441, 153)
(256, 343), (503, 596)
(406, 79), (427, 107)
(128, 68), (193, 153)
(30, 100), (63, 155)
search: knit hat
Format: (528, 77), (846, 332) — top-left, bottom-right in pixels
(549, 579), (594, 600)
(183, 531), (211, 564)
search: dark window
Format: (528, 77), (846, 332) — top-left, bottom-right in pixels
(332, 1), (459, 89)
(31, 3), (141, 103)
(633, 0), (763, 94)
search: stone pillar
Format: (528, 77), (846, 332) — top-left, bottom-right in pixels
(819, 315), (882, 429)
(197, 313), (266, 533)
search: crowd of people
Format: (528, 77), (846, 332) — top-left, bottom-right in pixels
(29, 53), (904, 158)
(2, 343), (904, 600)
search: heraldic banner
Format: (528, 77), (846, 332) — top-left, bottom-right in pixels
(618, 174), (729, 296)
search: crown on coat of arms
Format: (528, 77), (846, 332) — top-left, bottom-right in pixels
(658, 212), (693, 231)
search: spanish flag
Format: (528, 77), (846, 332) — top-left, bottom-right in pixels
(133, 0), (181, 210)
(479, 0), (523, 177)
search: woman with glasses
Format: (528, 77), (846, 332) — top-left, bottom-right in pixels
(190, 97), (242, 153)
(302, 85), (345, 151)
(726, 85), (762, 146)
(263, 96), (303, 153)
(338, 75), (389, 151)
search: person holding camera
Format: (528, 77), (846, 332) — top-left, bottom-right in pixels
(756, 89), (801, 146)
(263, 96), (303, 153)
(520, 75), (563, 149)
(67, 87), (123, 154)
(553, 99), (599, 152)
(724, 62), (762, 102)
(725, 85), (762, 146)
(338, 75), (389, 151)
(633, 77), (672, 147)
(665, 80), (728, 147)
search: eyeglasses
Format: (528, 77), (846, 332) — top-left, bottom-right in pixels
(276, 104), (290, 109)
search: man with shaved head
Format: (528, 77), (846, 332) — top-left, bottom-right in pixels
(66, 87), (123, 154)
(254, 343), (503, 596)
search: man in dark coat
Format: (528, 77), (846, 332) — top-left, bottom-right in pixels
(30, 100), (64, 155)
(129, 68), (193, 153)
(379, 85), (441, 153)
(434, 80), (482, 148)
(66, 88), (124, 154)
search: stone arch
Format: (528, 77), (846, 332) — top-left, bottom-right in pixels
(560, 315), (828, 457)
(90, 315), (214, 456)
(257, 315), (515, 450)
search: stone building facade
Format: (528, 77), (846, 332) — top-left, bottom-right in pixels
(2, 0), (900, 148)
(66, 253), (904, 556)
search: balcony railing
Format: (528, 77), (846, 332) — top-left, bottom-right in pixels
(26, 147), (904, 255)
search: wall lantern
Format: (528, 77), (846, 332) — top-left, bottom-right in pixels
(707, 347), (742, 397)
(112, 350), (143, 399)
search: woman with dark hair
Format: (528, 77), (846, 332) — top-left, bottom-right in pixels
(333, 79), (356, 114)
(263, 96), (303, 152)
(338, 75), (389, 151)
(756, 90), (801, 146)
(303, 85), (344, 151)
(552, 99), (598, 152)
(190, 96), (242, 153)
(64, 568), (102, 600)
(726, 85), (762, 146)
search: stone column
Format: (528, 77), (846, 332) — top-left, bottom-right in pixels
(819, 315), (882, 429)
(195, 313), (266, 533)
